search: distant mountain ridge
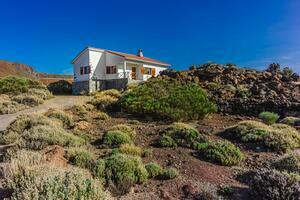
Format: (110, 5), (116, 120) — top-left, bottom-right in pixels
(0, 60), (73, 84)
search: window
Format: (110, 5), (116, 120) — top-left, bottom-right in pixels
(80, 66), (90, 75)
(144, 67), (152, 75)
(106, 66), (117, 74)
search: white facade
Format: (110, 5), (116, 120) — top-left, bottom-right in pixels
(72, 47), (170, 92)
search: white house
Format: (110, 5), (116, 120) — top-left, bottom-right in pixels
(71, 47), (170, 94)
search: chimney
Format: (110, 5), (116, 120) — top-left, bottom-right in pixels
(137, 49), (143, 57)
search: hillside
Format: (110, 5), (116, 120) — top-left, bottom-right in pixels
(0, 60), (73, 84)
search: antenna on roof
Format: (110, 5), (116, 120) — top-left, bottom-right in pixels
(137, 49), (143, 57)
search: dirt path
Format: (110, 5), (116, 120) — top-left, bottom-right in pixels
(0, 95), (90, 132)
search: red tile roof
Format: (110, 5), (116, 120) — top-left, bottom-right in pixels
(107, 50), (170, 67)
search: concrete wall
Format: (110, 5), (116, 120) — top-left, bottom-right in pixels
(72, 81), (90, 94)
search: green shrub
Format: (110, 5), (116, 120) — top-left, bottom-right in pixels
(259, 112), (280, 125)
(281, 117), (300, 126)
(6, 165), (107, 200)
(145, 162), (163, 178)
(47, 109), (74, 128)
(0, 76), (46, 94)
(250, 169), (300, 200)
(95, 111), (110, 120)
(91, 90), (121, 111)
(0, 114), (84, 149)
(71, 105), (87, 116)
(118, 78), (217, 121)
(142, 148), (153, 157)
(273, 153), (300, 174)
(198, 140), (244, 166)
(109, 124), (136, 138)
(92, 159), (106, 181)
(162, 168), (178, 180)
(158, 135), (177, 147)
(104, 154), (148, 192)
(65, 148), (94, 169)
(103, 130), (132, 147)
(119, 143), (142, 156)
(12, 94), (44, 106)
(27, 88), (53, 100)
(222, 120), (300, 153)
(0, 99), (27, 114)
(165, 122), (201, 147)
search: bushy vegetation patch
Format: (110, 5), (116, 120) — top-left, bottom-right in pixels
(164, 122), (202, 148)
(2, 150), (108, 200)
(119, 143), (142, 156)
(95, 111), (110, 120)
(259, 111), (280, 125)
(281, 117), (300, 126)
(0, 76), (45, 94)
(118, 78), (217, 121)
(103, 130), (132, 147)
(145, 162), (163, 178)
(197, 140), (244, 166)
(273, 153), (300, 174)
(222, 120), (300, 152)
(158, 135), (177, 148)
(91, 89), (121, 111)
(47, 109), (74, 128)
(108, 124), (136, 138)
(92, 159), (106, 181)
(104, 153), (148, 193)
(161, 168), (178, 180)
(250, 169), (300, 200)
(65, 147), (94, 169)
(0, 114), (84, 149)
(0, 76), (52, 114)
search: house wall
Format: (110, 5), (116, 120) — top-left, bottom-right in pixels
(89, 49), (106, 80)
(105, 52), (125, 80)
(73, 50), (90, 82)
(142, 63), (167, 80)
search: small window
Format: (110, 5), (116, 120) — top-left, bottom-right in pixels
(144, 67), (152, 75)
(106, 66), (117, 74)
(80, 66), (90, 75)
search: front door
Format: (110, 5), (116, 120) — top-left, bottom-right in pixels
(131, 67), (137, 80)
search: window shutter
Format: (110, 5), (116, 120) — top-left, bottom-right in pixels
(151, 68), (156, 76)
(80, 67), (83, 75)
(106, 66), (110, 74)
(141, 67), (145, 75)
(88, 66), (91, 74)
(113, 66), (117, 74)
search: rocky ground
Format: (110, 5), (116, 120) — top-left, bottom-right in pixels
(161, 63), (300, 116)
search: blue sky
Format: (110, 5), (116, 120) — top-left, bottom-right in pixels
(0, 0), (299, 74)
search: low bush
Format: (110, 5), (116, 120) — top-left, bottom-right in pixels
(103, 130), (132, 147)
(104, 153), (148, 193)
(95, 89), (121, 99)
(222, 120), (300, 153)
(91, 95), (118, 110)
(0, 76), (46, 94)
(6, 165), (107, 200)
(12, 94), (43, 106)
(142, 148), (153, 157)
(119, 143), (142, 156)
(92, 159), (106, 181)
(27, 88), (53, 100)
(95, 111), (110, 120)
(2, 149), (108, 200)
(250, 169), (300, 200)
(0, 99), (27, 115)
(118, 78), (217, 121)
(47, 109), (74, 128)
(158, 135), (177, 148)
(0, 114), (84, 149)
(145, 162), (163, 178)
(281, 117), (300, 126)
(273, 153), (300, 174)
(259, 111), (280, 125)
(47, 80), (72, 94)
(198, 140), (244, 166)
(65, 148), (94, 169)
(108, 124), (136, 138)
(165, 122), (201, 147)
(161, 168), (178, 180)
(71, 105), (88, 116)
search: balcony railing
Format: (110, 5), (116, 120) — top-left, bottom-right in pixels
(118, 72), (130, 79)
